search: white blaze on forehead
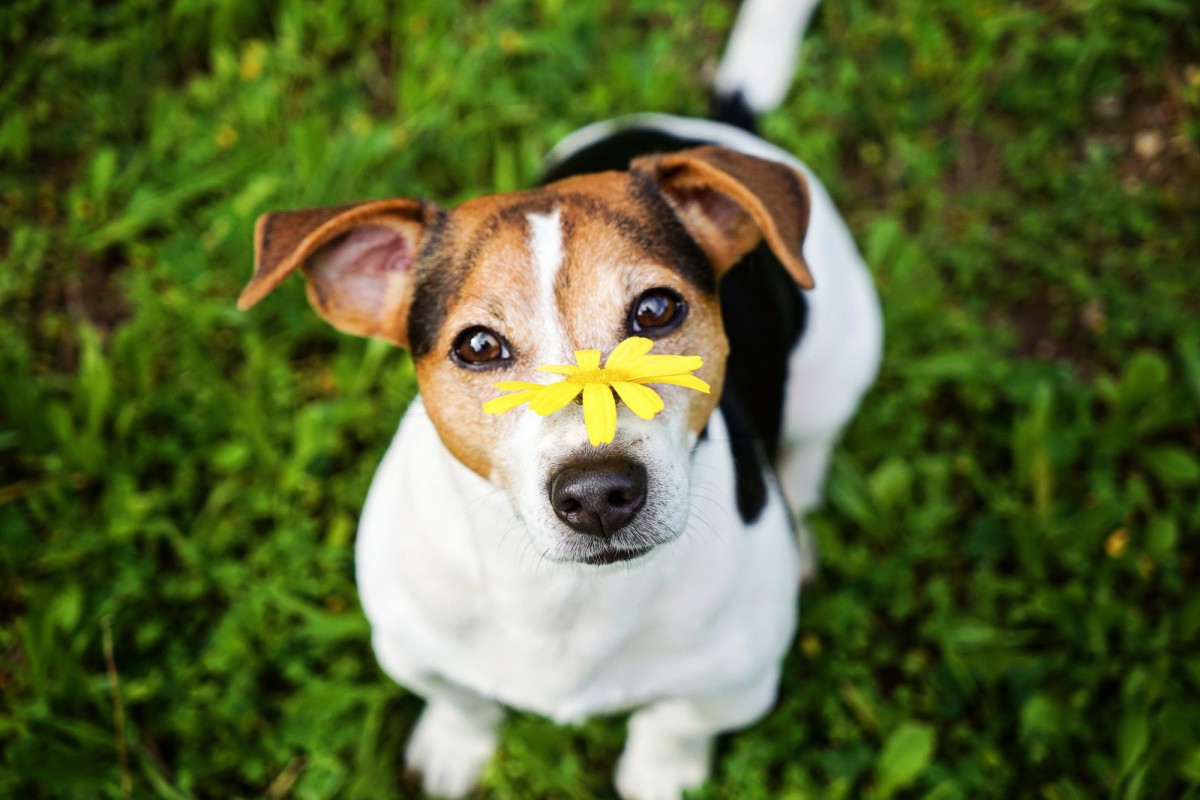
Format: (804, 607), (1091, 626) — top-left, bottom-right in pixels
(528, 209), (564, 309)
(526, 208), (569, 363)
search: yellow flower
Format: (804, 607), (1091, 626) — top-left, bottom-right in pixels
(1105, 528), (1128, 558)
(483, 336), (710, 446)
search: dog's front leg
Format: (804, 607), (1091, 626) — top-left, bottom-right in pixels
(404, 684), (503, 799)
(615, 668), (780, 800)
(372, 624), (504, 796)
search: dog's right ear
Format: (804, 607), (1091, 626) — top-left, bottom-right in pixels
(237, 199), (442, 347)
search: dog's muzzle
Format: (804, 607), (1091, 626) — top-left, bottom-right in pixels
(549, 457), (647, 540)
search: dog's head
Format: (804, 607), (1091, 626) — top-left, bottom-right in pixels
(240, 146), (812, 566)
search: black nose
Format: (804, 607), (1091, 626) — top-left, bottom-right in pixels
(550, 459), (648, 538)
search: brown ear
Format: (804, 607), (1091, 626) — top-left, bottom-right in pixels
(237, 198), (441, 347)
(632, 145), (813, 289)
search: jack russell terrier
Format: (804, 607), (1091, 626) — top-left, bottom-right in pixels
(237, 0), (881, 797)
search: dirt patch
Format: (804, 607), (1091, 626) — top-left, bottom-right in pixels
(1089, 64), (1200, 196)
(65, 249), (133, 335)
(992, 289), (1108, 379)
(27, 246), (133, 374)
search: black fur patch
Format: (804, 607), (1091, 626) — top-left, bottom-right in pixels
(718, 241), (808, 463)
(718, 390), (769, 524)
(541, 129), (710, 185)
(625, 173), (715, 294)
(406, 212), (458, 358)
(709, 90), (758, 134)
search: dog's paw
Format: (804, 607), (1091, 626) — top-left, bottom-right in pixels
(615, 733), (712, 800)
(405, 702), (498, 799)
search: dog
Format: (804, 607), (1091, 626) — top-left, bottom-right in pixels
(237, 1), (881, 797)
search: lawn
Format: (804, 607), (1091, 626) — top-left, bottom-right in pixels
(2, 0), (1199, 797)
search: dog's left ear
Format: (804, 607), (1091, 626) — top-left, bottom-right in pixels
(632, 145), (813, 289)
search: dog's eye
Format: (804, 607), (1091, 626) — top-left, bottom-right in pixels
(451, 327), (512, 368)
(629, 288), (687, 335)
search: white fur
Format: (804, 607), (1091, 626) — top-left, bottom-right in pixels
(528, 209), (564, 306)
(360, 406), (798, 719)
(501, 396), (696, 565)
(526, 209), (570, 364)
(404, 698), (501, 796)
(357, 119), (882, 799)
(714, 0), (823, 111)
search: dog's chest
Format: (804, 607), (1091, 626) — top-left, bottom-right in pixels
(356, 404), (800, 722)
(436, 563), (707, 718)
(377, 552), (776, 722)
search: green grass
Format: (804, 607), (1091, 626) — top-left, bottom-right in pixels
(2, 0), (1199, 797)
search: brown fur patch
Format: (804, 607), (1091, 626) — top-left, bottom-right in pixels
(413, 175), (730, 478)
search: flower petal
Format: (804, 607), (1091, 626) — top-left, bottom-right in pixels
(604, 337), (654, 369)
(611, 382), (664, 419)
(574, 349), (602, 370)
(639, 373), (711, 393)
(529, 380), (583, 415)
(582, 383), (617, 445)
(482, 390), (541, 415)
(622, 354), (704, 381)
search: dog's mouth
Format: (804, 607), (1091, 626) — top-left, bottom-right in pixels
(581, 544), (655, 566)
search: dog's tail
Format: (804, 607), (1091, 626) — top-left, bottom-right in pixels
(711, 0), (822, 132)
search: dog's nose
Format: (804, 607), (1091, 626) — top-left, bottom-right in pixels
(550, 459), (647, 538)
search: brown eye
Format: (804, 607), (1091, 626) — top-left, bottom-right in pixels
(630, 288), (686, 335)
(451, 326), (512, 368)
